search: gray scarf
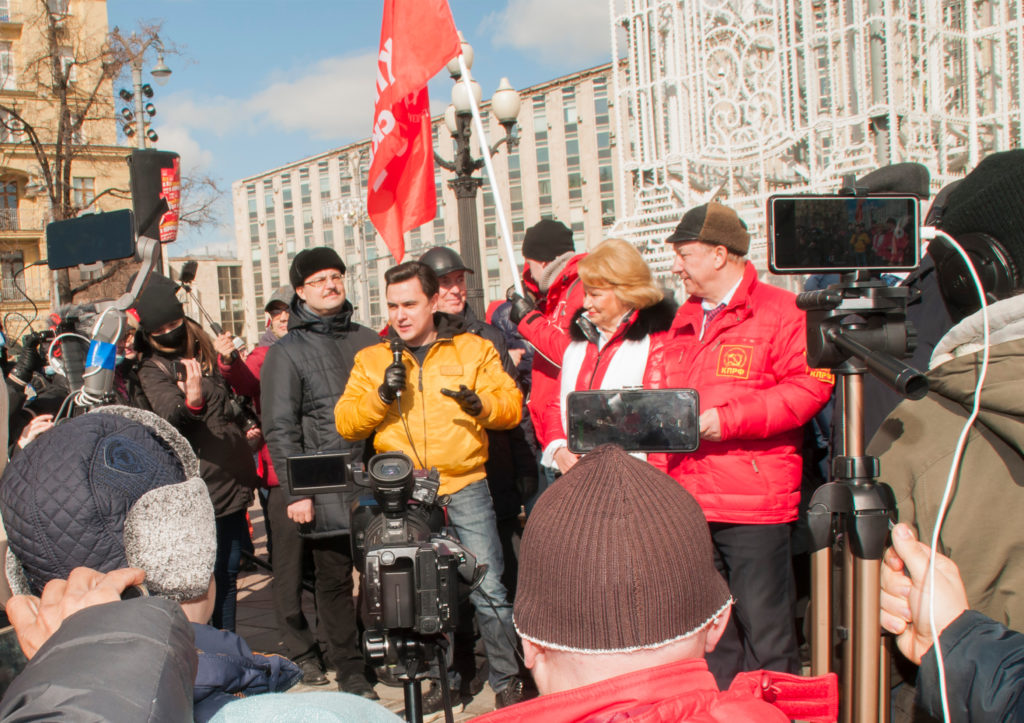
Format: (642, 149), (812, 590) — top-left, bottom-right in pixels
(537, 251), (576, 294)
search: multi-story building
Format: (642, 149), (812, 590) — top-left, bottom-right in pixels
(0, 0), (132, 341)
(609, 0), (1024, 286)
(232, 63), (623, 340)
(168, 249), (246, 342)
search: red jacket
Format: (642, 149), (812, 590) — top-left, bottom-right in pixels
(219, 342), (278, 488)
(517, 253), (587, 446)
(473, 658), (838, 723)
(645, 262), (833, 524)
(542, 300), (676, 451)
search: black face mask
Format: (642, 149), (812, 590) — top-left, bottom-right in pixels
(151, 323), (187, 348)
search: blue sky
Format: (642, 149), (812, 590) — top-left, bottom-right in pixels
(105, 0), (614, 254)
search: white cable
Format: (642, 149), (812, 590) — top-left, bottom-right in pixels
(919, 227), (991, 723)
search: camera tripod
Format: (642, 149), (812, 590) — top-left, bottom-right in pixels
(799, 273), (928, 723)
(364, 630), (454, 723)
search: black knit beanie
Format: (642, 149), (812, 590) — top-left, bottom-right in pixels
(290, 247), (346, 288)
(522, 219), (575, 262)
(514, 444), (731, 653)
(939, 149), (1024, 274)
(133, 274), (184, 333)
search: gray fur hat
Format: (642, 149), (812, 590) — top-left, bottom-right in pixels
(0, 406), (216, 601)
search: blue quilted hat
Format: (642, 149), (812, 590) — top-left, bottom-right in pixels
(0, 406), (216, 601)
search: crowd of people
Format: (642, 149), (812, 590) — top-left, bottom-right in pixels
(0, 148), (1022, 722)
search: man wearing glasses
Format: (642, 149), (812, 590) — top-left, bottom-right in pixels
(261, 247), (381, 698)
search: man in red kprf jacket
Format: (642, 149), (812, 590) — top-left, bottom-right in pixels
(473, 445), (838, 723)
(645, 201), (834, 687)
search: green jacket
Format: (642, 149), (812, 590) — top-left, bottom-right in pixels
(869, 296), (1024, 628)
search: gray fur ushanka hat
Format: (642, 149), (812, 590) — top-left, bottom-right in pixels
(0, 405), (216, 601)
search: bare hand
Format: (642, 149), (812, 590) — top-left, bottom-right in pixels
(287, 498), (314, 524)
(554, 446), (579, 474)
(508, 348), (526, 367)
(699, 408), (722, 441)
(879, 523), (969, 665)
(176, 358), (204, 408)
(17, 414), (54, 449)
(6, 567), (146, 659)
(213, 332), (236, 361)
(245, 426), (263, 444)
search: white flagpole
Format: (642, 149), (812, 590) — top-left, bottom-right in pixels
(456, 54), (525, 297)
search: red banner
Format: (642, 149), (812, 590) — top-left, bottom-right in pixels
(367, 0), (460, 263)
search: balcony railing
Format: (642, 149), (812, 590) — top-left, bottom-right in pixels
(0, 208), (50, 232)
(0, 263), (49, 303)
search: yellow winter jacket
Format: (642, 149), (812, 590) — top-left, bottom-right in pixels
(335, 315), (522, 497)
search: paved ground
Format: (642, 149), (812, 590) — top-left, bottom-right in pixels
(235, 498), (497, 721)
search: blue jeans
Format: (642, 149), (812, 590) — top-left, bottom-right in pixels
(445, 479), (519, 692)
(212, 508), (248, 632)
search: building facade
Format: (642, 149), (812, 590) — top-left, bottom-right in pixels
(0, 0), (132, 341)
(609, 0), (1024, 285)
(232, 64), (624, 341)
(168, 251), (246, 343)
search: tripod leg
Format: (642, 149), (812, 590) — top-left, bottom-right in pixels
(404, 678), (422, 723)
(852, 556), (881, 723)
(810, 546), (832, 676)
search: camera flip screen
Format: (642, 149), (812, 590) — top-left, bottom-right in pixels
(286, 452), (351, 496)
(768, 194), (921, 274)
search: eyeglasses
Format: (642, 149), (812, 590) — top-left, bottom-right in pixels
(304, 273), (344, 289)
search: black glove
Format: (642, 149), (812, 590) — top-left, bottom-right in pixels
(515, 475), (539, 501)
(378, 361), (407, 404)
(441, 384), (483, 417)
(11, 338), (44, 385)
(506, 288), (537, 325)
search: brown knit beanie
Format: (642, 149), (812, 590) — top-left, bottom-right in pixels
(514, 444), (731, 653)
(665, 201), (750, 255)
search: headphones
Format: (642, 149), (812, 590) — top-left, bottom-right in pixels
(931, 231), (1021, 321)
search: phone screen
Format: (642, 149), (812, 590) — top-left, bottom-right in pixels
(45, 209), (135, 270)
(768, 194), (921, 274)
(566, 389), (700, 454)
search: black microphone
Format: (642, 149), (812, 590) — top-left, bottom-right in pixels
(390, 340), (403, 400)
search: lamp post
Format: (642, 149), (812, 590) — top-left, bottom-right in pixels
(118, 38), (171, 149)
(434, 36), (521, 319)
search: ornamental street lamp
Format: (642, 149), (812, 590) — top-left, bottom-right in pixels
(434, 35), (521, 319)
(118, 40), (172, 149)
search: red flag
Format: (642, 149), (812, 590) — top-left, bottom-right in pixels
(367, 0), (460, 263)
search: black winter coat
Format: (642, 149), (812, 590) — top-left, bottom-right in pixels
(137, 353), (256, 517)
(261, 298), (378, 537)
(917, 610), (1024, 721)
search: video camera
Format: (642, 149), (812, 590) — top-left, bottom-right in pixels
(350, 453), (480, 679)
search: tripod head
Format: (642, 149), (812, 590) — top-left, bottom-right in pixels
(798, 273), (928, 399)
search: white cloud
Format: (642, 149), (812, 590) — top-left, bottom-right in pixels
(484, 0), (611, 65)
(152, 124), (213, 176)
(245, 52), (379, 140)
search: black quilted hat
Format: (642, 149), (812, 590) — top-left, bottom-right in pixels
(0, 407), (216, 601)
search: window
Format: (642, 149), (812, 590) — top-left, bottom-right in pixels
(0, 110), (22, 143)
(72, 176), (95, 208)
(46, 0), (69, 14)
(216, 266), (246, 337)
(0, 0), (10, 23)
(1, 250), (24, 300)
(0, 179), (16, 230)
(0, 42), (15, 90)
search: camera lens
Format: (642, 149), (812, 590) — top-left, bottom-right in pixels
(371, 454), (412, 482)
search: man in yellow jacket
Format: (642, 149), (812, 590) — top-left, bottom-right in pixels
(335, 260), (529, 709)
